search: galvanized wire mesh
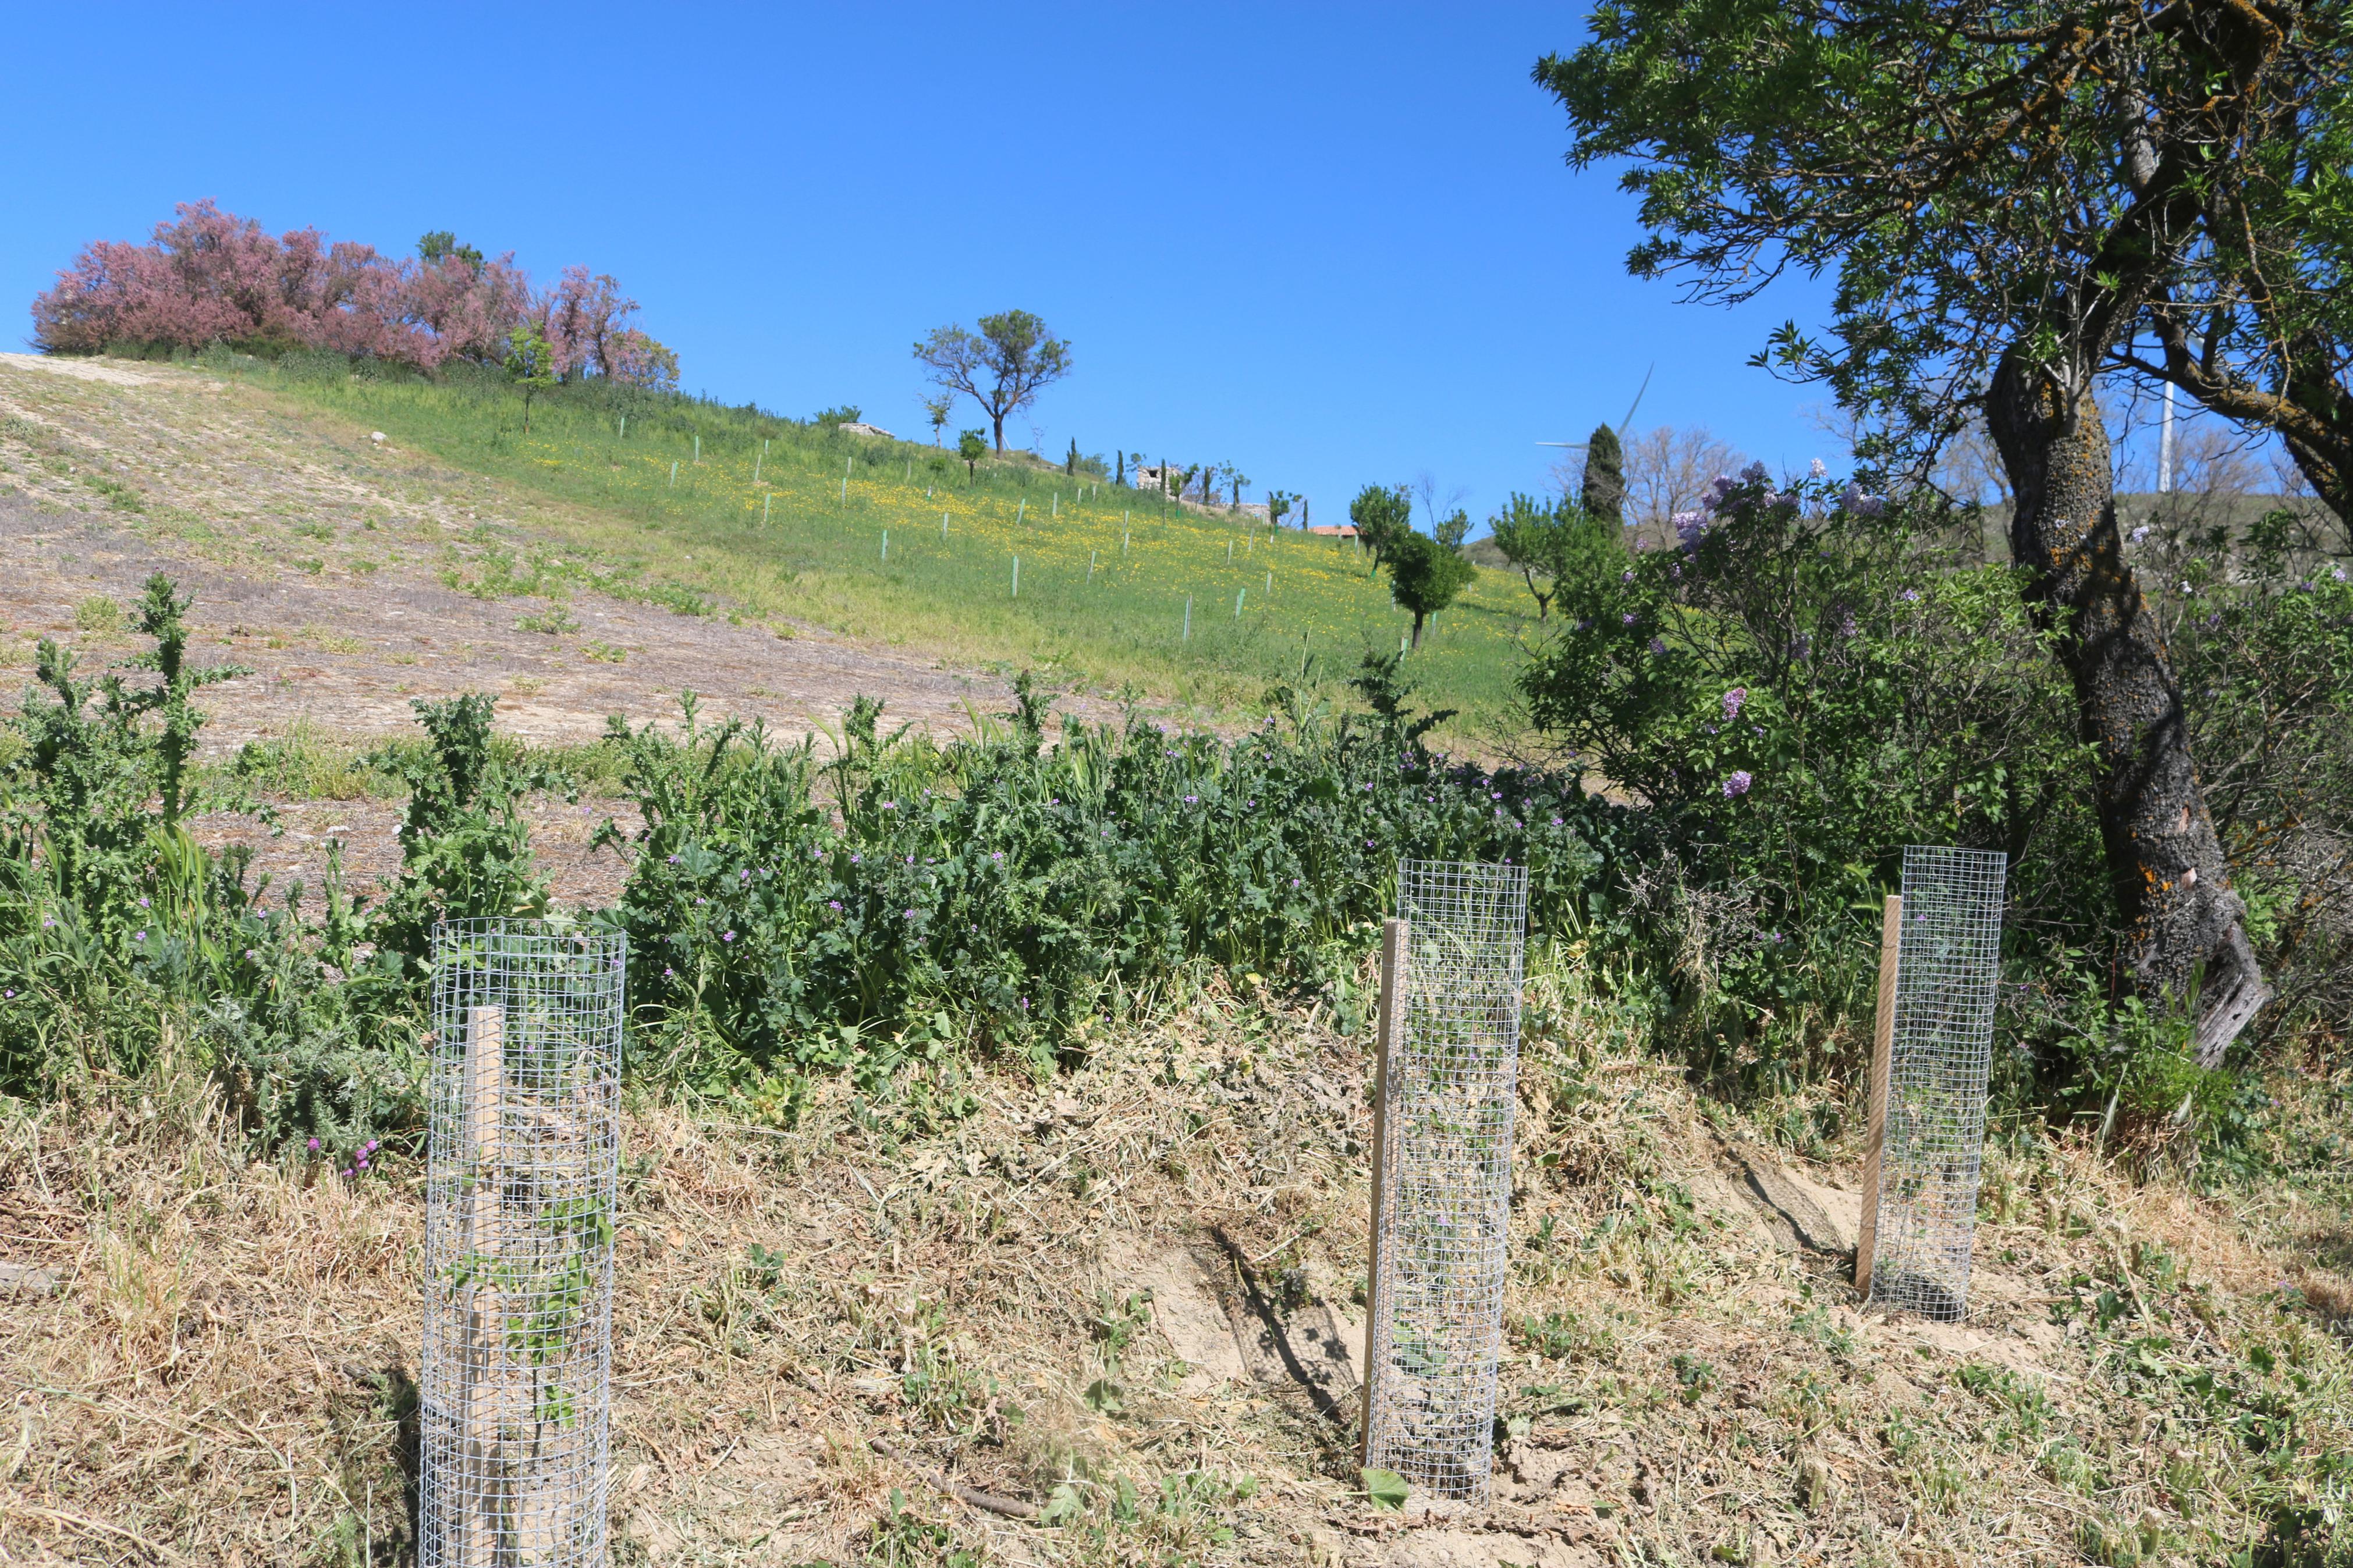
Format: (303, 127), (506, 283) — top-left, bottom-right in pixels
(422, 919), (624, 1568)
(1363, 859), (1529, 1503)
(1867, 846), (2006, 1322)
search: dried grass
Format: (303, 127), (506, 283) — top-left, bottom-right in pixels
(3, 960), (2347, 1567)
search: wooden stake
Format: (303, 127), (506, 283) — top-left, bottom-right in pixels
(460, 1004), (505, 1568)
(1855, 895), (1901, 1294)
(1360, 918), (1407, 1463)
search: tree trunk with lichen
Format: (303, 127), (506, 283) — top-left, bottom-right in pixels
(1986, 352), (2272, 1066)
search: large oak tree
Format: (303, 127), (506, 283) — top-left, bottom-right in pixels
(1536, 0), (2325, 1061)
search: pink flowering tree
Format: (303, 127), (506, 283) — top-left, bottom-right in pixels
(30, 201), (673, 386)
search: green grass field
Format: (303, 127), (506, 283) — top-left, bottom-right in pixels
(232, 355), (1545, 737)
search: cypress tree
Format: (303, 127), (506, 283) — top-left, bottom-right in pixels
(1580, 423), (1625, 524)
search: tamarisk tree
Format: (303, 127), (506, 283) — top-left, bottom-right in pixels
(1537, 0), (2321, 1061)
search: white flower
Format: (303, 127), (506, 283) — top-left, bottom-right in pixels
(1809, 458), (1827, 478)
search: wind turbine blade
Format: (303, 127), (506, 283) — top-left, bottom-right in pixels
(1617, 362), (1656, 433)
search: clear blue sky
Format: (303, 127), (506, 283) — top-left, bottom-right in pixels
(2, 3), (1854, 525)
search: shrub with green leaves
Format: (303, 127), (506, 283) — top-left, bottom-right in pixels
(598, 663), (1605, 1082)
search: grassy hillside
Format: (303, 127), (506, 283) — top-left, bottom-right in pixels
(223, 353), (1544, 736)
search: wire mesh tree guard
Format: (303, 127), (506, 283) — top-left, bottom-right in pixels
(1855, 845), (2007, 1322)
(1360, 859), (1530, 1503)
(422, 919), (624, 1568)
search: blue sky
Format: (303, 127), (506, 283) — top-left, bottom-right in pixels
(4, 3), (1866, 524)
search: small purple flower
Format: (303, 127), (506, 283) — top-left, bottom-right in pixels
(826, 900), (842, 912)
(308, 1137), (321, 1151)
(2129, 524), (2150, 543)
(1621, 612), (1637, 625)
(1722, 770), (1754, 798)
(134, 930), (147, 941)
(881, 800), (897, 810)
(1722, 687), (1747, 721)
(721, 930), (735, 943)
(1900, 588), (1921, 603)
(1550, 816), (1563, 827)
(849, 854), (861, 864)
(1649, 637), (1666, 655)
(903, 908), (918, 919)
(1621, 569), (1635, 583)
(668, 854), (680, 864)
(990, 851), (1004, 861)
(1183, 794), (1199, 804)
(663, 966), (675, 977)
(3, 990), (12, 1000)
(139, 896), (150, 908)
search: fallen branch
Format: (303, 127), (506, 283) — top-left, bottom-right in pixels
(869, 1437), (1037, 1520)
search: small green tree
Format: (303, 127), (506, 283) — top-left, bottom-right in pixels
(957, 429), (987, 479)
(1348, 483), (1414, 574)
(1433, 509), (1471, 550)
(1580, 424), (1624, 524)
(1266, 489), (1296, 528)
(1066, 437), (1079, 476)
(503, 323), (557, 433)
(1386, 532), (1476, 648)
(922, 393), (953, 445)
(1489, 492), (1610, 621)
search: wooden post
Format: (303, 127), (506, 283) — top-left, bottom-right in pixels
(1359, 918), (1408, 1464)
(461, 1004), (505, 1568)
(1855, 897), (1901, 1295)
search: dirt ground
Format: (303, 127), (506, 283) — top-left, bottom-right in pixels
(7, 962), (2344, 1567)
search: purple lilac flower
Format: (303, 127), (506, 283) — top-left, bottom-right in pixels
(2129, 524), (2151, 543)
(1649, 638), (1666, 655)
(1809, 458), (1827, 478)
(1621, 612), (1637, 625)
(1722, 687), (1747, 721)
(1722, 770), (1754, 798)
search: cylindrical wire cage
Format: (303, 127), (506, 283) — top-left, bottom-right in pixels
(1362, 859), (1529, 1503)
(1867, 845), (2006, 1321)
(421, 919), (624, 1568)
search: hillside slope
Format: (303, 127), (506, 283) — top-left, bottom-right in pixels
(4, 958), (2348, 1567)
